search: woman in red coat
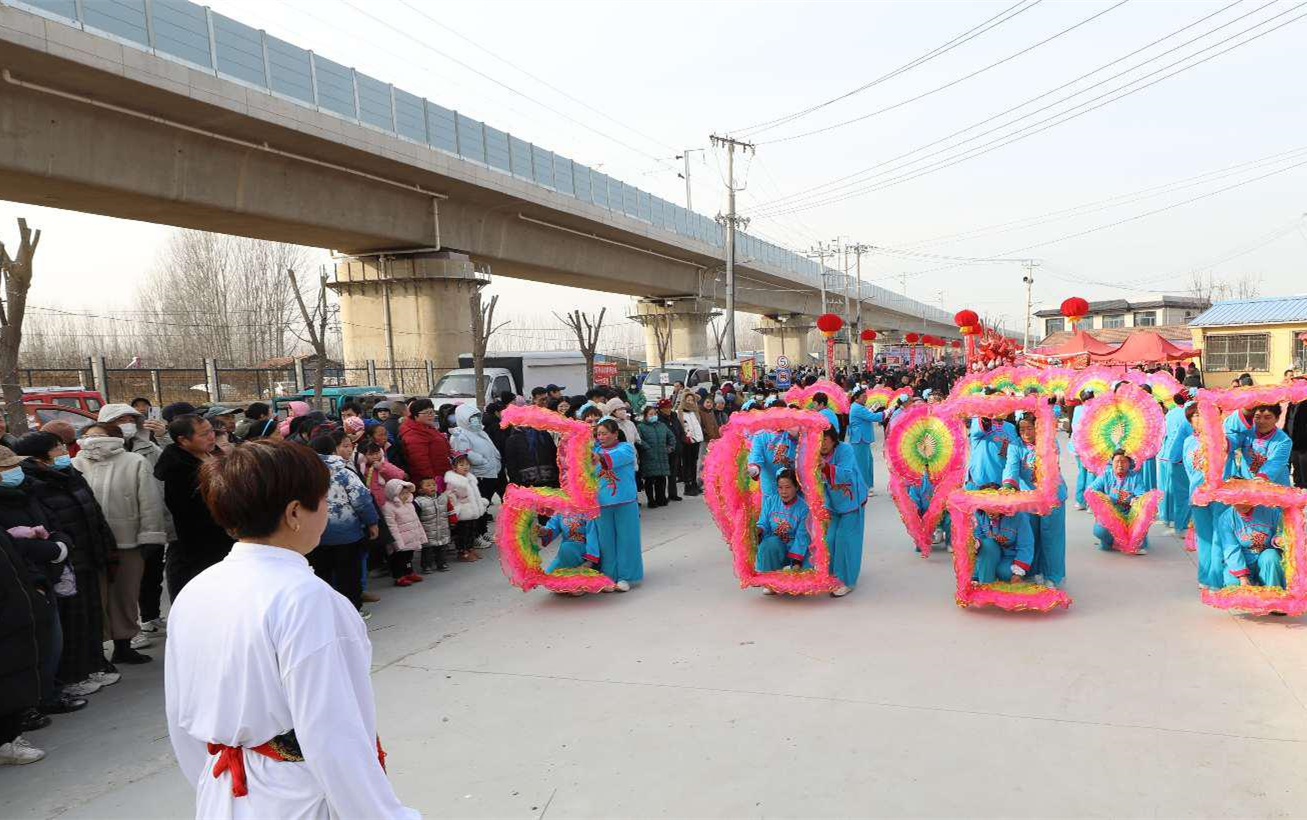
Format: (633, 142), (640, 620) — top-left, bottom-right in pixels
(399, 399), (451, 488)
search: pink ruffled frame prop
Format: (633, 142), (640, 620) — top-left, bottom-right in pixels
(784, 380), (851, 413)
(1187, 383), (1307, 615)
(494, 405), (610, 594)
(1085, 488), (1162, 554)
(1070, 383), (1165, 475)
(884, 403), (966, 557)
(701, 408), (838, 595)
(941, 395), (1069, 611)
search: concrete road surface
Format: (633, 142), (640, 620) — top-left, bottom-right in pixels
(2, 447), (1304, 819)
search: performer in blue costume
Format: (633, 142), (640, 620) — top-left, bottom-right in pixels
(818, 426), (868, 597)
(966, 414), (1017, 489)
(1218, 504), (1286, 588)
(812, 392), (841, 435)
(1184, 431), (1224, 588)
(538, 512), (600, 573)
(593, 418), (642, 591)
(1002, 415), (1067, 588)
(907, 472), (950, 551)
(1222, 407), (1255, 478)
(1070, 390), (1096, 509)
(1159, 399), (1195, 533)
(1089, 451), (1150, 553)
(1236, 404), (1293, 486)
(971, 507), (1035, 583)
(748, 429), (796, 499)
(846, 390), (885, 495)
(754, 469), (812, 581)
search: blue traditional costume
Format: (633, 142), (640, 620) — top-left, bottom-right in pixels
(1222, 410), (1255, 478)
(847, 402), (885, 489)
(1159, 404), (1193, 531)
(1184, 434), (1223, 588)
(540, 512), (600, 573)
(1070, 402), (1093, 508)
(755, 492), (812, 572)
(1237, 426), (1292, 486)
(1002, 436), (1067, 586)
(972, 510), (1035, 583)
(748, 431), (796, 498)
(1218, 505), (1286, 588)
(594, 440), (643, 584)
(907, 472), (950, 551)
(966, 417), (1016, 489)
(1089, 466), (1149, 552)
(821, 440), (869, 588)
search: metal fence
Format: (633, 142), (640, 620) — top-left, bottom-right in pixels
(19, 358), (452, 406)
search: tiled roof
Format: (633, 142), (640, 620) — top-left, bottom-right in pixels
(1188, 295), (1307, 327)
(1033, 294), (1209, 317)
(1036, 324), (1193, 348)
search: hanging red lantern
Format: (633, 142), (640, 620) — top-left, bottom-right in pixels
(951, 340), (962, 349)
(904, 332), (920, 345)
(954, 309), (978, 329)
(816, 313), (844, 338)
(860, 328), (877, 342)
(859, 329), (877, 371)
(1060, 297), (1089, 328)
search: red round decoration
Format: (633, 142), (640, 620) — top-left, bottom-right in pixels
(954, 309), (978, 328)
(860, 329), (877, 342)
(905, 332), (920, 345)
(951, 340), (962, 349)
(816, 313), (844, 337)
(1060, 297), (1089, 319)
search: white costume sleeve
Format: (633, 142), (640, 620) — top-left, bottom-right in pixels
(282, 637), (421, 819)
(164, 653), (211, 788)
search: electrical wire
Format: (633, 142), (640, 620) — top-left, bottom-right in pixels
(749, 0), (1260, 214)
(758, 0), (1132, 146)
(733, 0), (1041, 136)
(754, 2), (1307, 218)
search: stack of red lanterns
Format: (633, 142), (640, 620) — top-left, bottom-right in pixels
(954, 309), (981, 365)
(860, 328), (877, 371)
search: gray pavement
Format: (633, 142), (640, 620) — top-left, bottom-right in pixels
(2, 446), (1305, 819)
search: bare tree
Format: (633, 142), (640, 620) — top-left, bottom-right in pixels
(470, 290), (508, 409)
(1187, 271), (1261, 304)
(0, 219), (41, 435)
(289, 267), (335, 412)
(556, 308), (606, 387)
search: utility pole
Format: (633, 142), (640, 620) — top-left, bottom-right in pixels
(675, 148), (703, 210)
(806, 240), (836, 316)
(711, 134), (754, 362)
(1021, 259), (1040, 352)
(840, 240), (853, 366)
(848, 242), (871, 339)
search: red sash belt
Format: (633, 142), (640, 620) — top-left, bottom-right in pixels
(207, 737), (388, 797)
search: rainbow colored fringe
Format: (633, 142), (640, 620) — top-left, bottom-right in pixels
(495, 405), (610, 594)
(884, 403), (966, 557)
(1200, 505), (1306, 616)
(702, 408), (838, 595)
(946, 496), (1072, 612)
(863, 385), (911, 409)
(783, 379), (851, 413)
(1071, 383), (1165, 475)
(1085, 489), (1161, 554)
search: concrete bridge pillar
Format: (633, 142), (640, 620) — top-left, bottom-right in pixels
(630, 297), (721, 366)
(330, 252), (486, 373)
(756, 315), (816, 368)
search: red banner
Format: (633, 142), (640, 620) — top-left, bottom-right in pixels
(592, 360), (618, 386)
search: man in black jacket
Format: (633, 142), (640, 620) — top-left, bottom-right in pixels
(154, 415), (232, 600)
(502, 424), (559, 489)
(1287, 379), (1307, 489)
(0, 530), (47, 764)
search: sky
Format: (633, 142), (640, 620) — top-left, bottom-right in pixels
(4, 0), (1307, 340)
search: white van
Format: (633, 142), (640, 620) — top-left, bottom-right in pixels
(641, 359), (743, 403)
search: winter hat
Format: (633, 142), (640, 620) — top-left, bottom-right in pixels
(97, 403), (141, 424)
(0, 446), (23, 468)
(384, 478), (415, 502)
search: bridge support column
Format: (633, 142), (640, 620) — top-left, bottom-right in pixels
(330, 252), (486, 373)
(630, 297), (721, 366)
(755, 315), (815, 368)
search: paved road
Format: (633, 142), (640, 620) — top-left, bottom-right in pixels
(3, 446), (1305, 819)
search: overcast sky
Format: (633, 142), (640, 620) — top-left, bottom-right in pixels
(3, 0), (1306, 335)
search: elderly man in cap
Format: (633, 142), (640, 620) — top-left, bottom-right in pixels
(202, 406), (240, 449)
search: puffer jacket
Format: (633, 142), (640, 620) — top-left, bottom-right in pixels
(399, 417), (451, 484)
(21, 460), (116, 573)
(444, 470), (489, 522)
(413, 492), (450, 546)
(319, 455), (379, 546)
(0, 532), (41, 721)
(72, 436), (167, 549)
(449, 404), (502, 479)
(635, 418), (672, 477)
(381, 479), (425, 553)
(0, 484), (70, 589)
(360, 457), (407, 511)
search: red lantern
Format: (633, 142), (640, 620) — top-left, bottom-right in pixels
(816, 313), (844, 337)
(860, 329), (877, 371)
(1060, 297), (1089, 328)
(860, 329), (877, 342)
(951, 340), (961, 349)
(904, 332), (920, 345)
(954, 309), (978, 329)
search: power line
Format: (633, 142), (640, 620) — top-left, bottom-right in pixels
(733, 0), (1041, 137)
(754, 2), (1307, 218)
(748, 0), (1261, 214)
(758, 0), (1131, 146)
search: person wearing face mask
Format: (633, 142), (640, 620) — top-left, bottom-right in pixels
(449, 403), (504, 508)
(634, 405), (672, 507)
(73, 423), (167, 666)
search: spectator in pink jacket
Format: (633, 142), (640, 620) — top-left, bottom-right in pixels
(357, 441), (405, 510)
(381, 479), (425, 587)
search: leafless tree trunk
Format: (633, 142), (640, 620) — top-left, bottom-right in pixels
(0, 219), (41, 435)
(1187, 271), (1261, 304)
(470, 290), (507, 409)
(289, 267), (335, 412)
(556, 307), (606, 387)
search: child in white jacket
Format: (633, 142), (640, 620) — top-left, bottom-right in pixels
(381, 478), (425, 587)
(445, 453), (490, 562)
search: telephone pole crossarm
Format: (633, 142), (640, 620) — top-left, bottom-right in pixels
(710, 133), (755, 363)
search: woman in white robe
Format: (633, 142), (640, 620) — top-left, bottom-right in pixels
(164, 439), (420, 820)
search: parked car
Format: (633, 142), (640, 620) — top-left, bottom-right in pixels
(431, 352), (588, 409)
(22, 386), (105, 414)
(272, 386), (390, 417)
(24, 403), (98, 434)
